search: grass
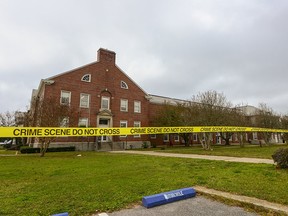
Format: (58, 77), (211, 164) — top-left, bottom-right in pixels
(151, 144), (288, 159)
(0, 149), (18, 155)
(0, 151), (287, 216)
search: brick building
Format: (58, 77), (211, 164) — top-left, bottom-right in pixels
(30, 48), (283, 150)
(30, 48), (183, 150)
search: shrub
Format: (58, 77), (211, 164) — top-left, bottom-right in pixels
(142, 142), (149, 149)
(20, 147), (40, 154)
(20, 146), (75, 154)
(272, 148), (288, 169)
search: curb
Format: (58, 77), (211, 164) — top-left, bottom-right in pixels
(194, 186), (288, 215)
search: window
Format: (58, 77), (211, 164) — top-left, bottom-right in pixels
(120, 99), (128, 112)
(121, 81), (128, 89)
(80, 93), (90, 108)
(60, 91), (71, 105)
(134, 101), (141, 113)
(133, 121), (141, 138)
(193, 134), (198, 142)
(150, 134), (156, 139)
(78, 118), (88, 127)
(81, 74), (91, 82)
(101, 96), (110, 110)
(120, 120), (127, 138)
(174, 134), (179, 142)
(163, 134), (169, 142)
(60, 117), (69, 127)
(253, 132), (258, 140)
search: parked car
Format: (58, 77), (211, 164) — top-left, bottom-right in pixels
(0, 140), (12, 145)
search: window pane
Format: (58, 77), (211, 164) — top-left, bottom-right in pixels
(61, 91), (71, 105)
(80, 93), (90, 108)
(134, 101), (141, 113)
(79, 118), (88, 127)
(81, 74), (91, 82)
(120, 99), (128, 112)
(133, 121), (141, 138)
(101, 97), (110, 109)
(60, 117), (69, 127)
(121, 81), (128, 89)
(120, 120), (127, 137)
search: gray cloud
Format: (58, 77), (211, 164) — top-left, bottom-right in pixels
(0, 0), (287, 114)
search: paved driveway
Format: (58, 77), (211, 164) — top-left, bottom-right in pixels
(105, 196), (258, 216)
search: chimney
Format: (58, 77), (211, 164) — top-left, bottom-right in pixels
(97, 48), (116, 64)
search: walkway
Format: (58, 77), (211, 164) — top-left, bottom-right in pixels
(111, 150), (274, 164)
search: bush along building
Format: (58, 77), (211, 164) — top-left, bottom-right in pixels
(29, 48), (284, 151)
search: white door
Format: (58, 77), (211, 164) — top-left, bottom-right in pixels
(98, 119), (109, 142)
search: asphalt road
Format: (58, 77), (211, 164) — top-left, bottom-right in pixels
(105, 196), (258, 216)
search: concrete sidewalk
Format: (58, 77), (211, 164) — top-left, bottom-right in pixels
(111, 150), (274, 164)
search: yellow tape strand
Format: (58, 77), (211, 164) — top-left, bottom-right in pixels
(0, 126), (287, 138)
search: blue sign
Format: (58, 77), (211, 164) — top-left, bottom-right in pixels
(142, 187), (196, 208)
(51, 213), (68, 216)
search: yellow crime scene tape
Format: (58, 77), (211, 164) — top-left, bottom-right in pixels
(0, 126), (287, 138)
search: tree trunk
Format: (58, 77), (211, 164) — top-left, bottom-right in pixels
(237, 133), (244, 148)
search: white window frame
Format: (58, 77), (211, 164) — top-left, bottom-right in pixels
(174, 134), (179, 142)
(150, 134), (156, 139)
(120, 99), (128, 112)
(60, 90), (71, 105)
(134, 101), (141, 113)
(193, 134), (198, 142)
(120, 120), (128, 138)
(163, 134), (169, 142)
(78, 118), (88, 127)
(121, 80), (128, 89)
(81, 74), (91, 82)
(80, 93), (90, 108)
(101, 96), (110, 110)
(253, 132), (258, 140)
(133, 121), (141, 138)
(60, 117), (69, 127)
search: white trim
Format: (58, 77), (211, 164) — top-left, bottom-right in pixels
(134, 100), (141, 113)
(121, 80), (128, 89)
(78, 118), (88, 127)
(133, 121), (141, 138)
(120, 99), (128, 112)
(81, 74), (91, 82)
(80, 93), (90, 108)
(60, 90), (71, 105)
(120, 120), (128, 138)
(101, 96), (110, 110)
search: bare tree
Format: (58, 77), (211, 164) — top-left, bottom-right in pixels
(255, 103), (280, 146)
(190, 90), (234, 150)
(30, 97), (76, 157)
(153, 102), (192, 146)
(281, 115), (288, 143)
(0, 111), (16, 127)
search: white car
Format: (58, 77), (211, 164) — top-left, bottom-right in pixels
(0, 140), (12, 145)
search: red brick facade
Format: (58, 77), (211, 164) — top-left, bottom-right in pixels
(31, 48), (164, 150)
(31, 49), (283, 150)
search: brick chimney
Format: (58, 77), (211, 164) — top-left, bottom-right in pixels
(97, 48), (116, 64)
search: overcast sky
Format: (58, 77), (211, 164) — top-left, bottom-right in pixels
(0, 0), (287, 114)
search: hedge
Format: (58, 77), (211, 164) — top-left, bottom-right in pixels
(20, 146), (76, 154)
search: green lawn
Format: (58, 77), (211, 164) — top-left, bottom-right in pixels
(0, 149), (18, 155)
(1, 151), (287, 216)
(151, 144), (288, 159)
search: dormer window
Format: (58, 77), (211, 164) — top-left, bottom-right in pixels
(81, 74), (91, 82)
(121, 81), (128, 89)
